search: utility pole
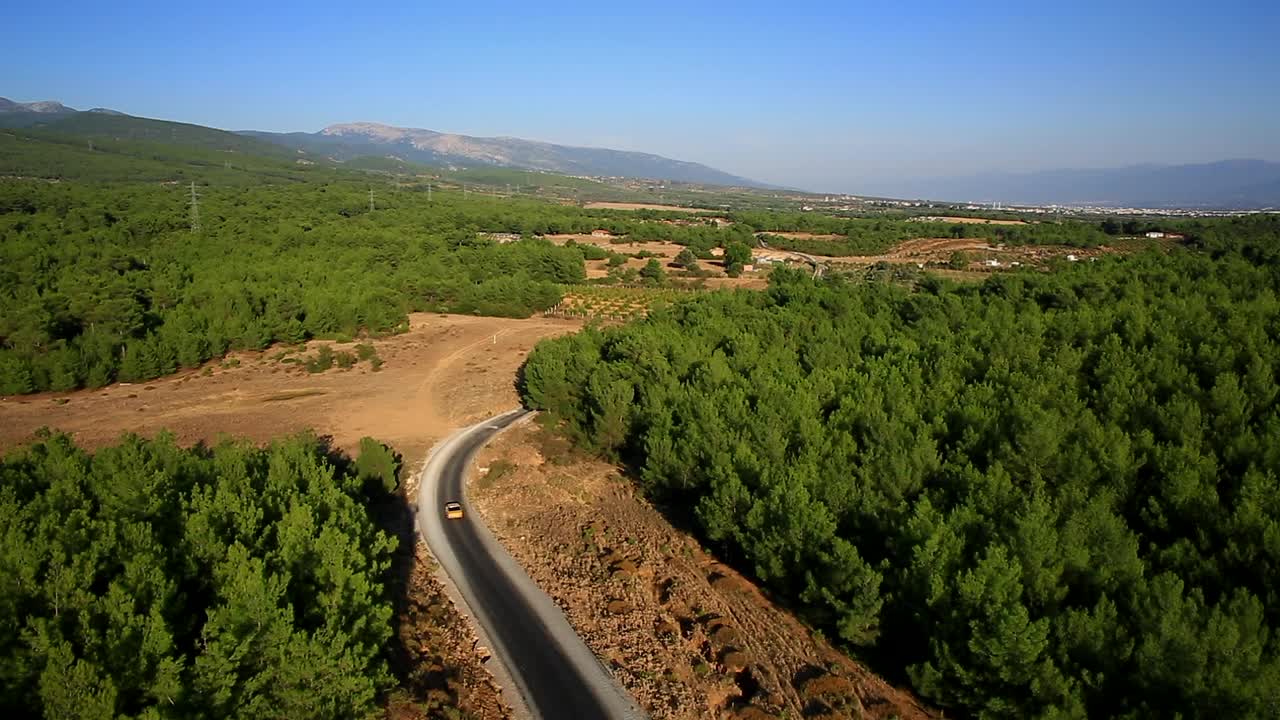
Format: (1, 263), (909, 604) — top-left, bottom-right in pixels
(188, 182), (201, 233)
(427, 183), (432, 202)
(87, 140), (94, 151)
(369, 187), (375, 212)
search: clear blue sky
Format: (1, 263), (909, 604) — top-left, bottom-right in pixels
(5, 0), (1278, 193)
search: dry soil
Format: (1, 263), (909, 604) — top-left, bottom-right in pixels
(470, 423), (936, 720)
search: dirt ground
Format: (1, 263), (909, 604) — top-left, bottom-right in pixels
(470, 423), (935, 720)
(584, 202), (719, 213)
(0, 313), (582, 459)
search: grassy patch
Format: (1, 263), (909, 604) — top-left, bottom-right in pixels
(475, 459), (516, 491)
(305, 346), (334, 373)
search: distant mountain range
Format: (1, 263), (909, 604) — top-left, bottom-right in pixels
(0, 97), (122, 126)
(867, 160), (1280, 209)
(241, 122), (766, 188)
(3, 95), (1278, 208)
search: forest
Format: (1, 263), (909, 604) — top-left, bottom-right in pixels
(0, 178), (589, 393)
(520, 215), (1280, 718)
(0, 146), (1147, 397)
(0, 431), (402, 718)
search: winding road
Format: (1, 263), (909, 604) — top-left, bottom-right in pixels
(417, 409), (646, 720)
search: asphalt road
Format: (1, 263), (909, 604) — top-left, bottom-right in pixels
(417, 409), (646, 720)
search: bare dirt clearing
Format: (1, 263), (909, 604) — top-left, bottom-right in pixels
(0, 313), (582, 459)
(471, 423), (935, 720)
(584, 202), (720, 213)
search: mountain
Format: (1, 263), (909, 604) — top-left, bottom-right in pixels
(243, 122), (767, 187)
(0, 98), (75, 114)
(868, 160), (1280, 209)
(0, 97), (80, 128)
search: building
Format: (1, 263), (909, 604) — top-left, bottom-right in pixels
(1145, 231), (1166, 239)
(591, 229), (613, 238)
(752, 252), (788, 265)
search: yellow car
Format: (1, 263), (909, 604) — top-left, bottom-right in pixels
(444, 501), (464, 520)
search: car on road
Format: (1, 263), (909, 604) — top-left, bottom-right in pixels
(445, 501), (464, 519)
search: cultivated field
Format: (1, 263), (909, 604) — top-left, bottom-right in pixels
(545, 286), (699, 321)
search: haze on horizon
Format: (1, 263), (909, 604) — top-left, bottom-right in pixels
(6, 0), (1278, 195)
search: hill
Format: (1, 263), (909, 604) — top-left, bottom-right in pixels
(0, 119), (337, 184)
(244, 122), (768, 188)
(0, 96), (79, 128)
(30, 111), (299, 157)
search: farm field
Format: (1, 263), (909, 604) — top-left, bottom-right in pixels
(543, 286), (699, 322)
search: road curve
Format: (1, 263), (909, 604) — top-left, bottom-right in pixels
(417, 409), (647, 720)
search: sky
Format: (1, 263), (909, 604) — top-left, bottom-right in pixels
(5, 0), (1279, 193)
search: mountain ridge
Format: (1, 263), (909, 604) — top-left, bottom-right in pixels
(244, 121), (769, 188)
(0, 98), (75, 114)
(4, 94), (1279, 207)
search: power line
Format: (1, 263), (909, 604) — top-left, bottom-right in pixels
(188, 182), (201, 233)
